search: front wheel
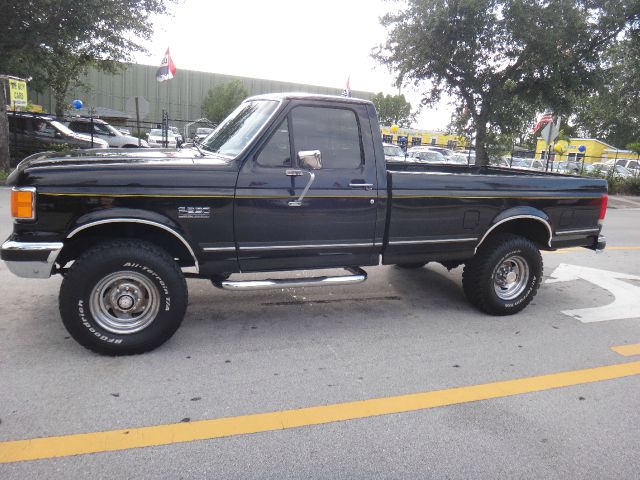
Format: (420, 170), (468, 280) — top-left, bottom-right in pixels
(59, 240), (188, 355)
(462, 233), (542, 315)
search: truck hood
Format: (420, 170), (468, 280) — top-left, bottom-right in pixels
(7, 147), (233, 185)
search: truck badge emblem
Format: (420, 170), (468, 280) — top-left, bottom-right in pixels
(178, 206), (210, 219)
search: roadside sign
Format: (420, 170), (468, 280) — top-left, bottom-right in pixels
(8, 79), (27, 108)
(540, 120), (560, 144)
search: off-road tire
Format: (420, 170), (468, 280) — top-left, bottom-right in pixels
(59, 239), (188, 355)
(462, 233), (542, 315)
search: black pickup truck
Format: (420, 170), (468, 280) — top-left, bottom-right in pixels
(2, 93), (608, 355)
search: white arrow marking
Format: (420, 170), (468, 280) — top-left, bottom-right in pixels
(546, 263), (640, 323)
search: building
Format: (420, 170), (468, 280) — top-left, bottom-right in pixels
(535, 137), (640, 163)
(379, 125), (467, 149)
(26, 63), (374, 124)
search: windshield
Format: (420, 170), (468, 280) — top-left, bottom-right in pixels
(51, 120), (76, 136)
(201, 100), (279, 157)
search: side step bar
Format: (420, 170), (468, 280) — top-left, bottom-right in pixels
(212, 267), (367, 291)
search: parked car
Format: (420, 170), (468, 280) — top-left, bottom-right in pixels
(194, 127), (214, 142)
(552, 161), (582, 175)
(146, 129), (178, 148)
(67, 118), (149, 148)
(7, 112), (108, 166)
(591, 163), (634, 178)
(407, 150), (448, 164)
(509, 158), (545, 171)
(2, 92), (607, 355)
(447, 153), (472, 165)
(615, 159), (639, 175)
(407, 145), (455, 157)
(383, 142), (406, 163)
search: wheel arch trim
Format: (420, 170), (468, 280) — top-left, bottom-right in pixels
(475, 214), (553, 254)
(67, 218), (199, 273)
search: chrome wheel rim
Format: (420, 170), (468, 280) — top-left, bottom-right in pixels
(89, 271), (160, 334)
(492, 255), (529, 300)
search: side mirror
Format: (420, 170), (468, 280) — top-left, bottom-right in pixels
(54, 131), (63, 139)
(298, 150), (322, 170)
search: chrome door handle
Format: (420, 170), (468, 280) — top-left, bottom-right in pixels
(285, 169), (304, 176)
(349, 183), (374, 190)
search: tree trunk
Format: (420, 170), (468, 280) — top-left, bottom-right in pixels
(54, 89), (66, 118)
(0, 82), (11, 171)
(474, 119), (489, 167)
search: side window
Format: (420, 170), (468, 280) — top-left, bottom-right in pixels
(71, 122), (90, 134)
(33, 120), (56, 138)
(256, 117), (291, 167)
(291, 106), (362, 169)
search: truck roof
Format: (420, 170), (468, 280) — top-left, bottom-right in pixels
(246, 92), (373, 106)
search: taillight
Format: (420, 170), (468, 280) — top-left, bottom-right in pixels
(599, 193), (608, 222)
(11, 187), (36, 220)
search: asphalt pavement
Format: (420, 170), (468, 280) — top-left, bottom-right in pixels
(0, 188), (639, 479)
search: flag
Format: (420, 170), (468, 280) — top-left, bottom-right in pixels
(341, 76), (352, 97)
(531, 112), (553, 135)
(156, 48), (176, 82)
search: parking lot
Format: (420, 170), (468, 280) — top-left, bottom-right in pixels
(1, 188), (639, 479)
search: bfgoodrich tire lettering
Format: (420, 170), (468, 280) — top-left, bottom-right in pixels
(462, 233), (542, 315)
(59, 240), (188, 355)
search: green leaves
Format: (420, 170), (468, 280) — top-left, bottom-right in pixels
(376, 0), (640, 165)
(371, 92), (416, 127)
(201, 80), (249, 125)
(0, 0), (176, 114)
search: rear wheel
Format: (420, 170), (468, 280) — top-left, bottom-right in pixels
(462, 234), (542, 315)
(59, 240), (188, 355)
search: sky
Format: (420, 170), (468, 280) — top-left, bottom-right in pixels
(134, 0), (454, 130)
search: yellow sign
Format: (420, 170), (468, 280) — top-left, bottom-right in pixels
(8, 79), (28, 108)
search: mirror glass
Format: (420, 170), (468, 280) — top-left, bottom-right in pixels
(298, 150), (322, 170)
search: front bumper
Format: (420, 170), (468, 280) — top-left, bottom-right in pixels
(1, 240), (64, 278)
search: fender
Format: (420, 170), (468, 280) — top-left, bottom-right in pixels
(66, 208), (199, 272)
(475, 206), (552, 254)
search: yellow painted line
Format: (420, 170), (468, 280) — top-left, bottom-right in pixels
(1, 360), (640, 464)
(612, 344), (640, 357)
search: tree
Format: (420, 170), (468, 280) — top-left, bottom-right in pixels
(375, 0), (640, 166)
(371, 92), (415, 127)
(572, 35), (640, 147)
(201, 80), (249, 124)
(0, 0), (175, 169)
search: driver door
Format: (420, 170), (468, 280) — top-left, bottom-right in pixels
(234, 103), (379, 272)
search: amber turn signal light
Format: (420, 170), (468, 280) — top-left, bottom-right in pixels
(11, 188), (35, 220)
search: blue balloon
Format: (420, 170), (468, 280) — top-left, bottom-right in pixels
(72, 99), (83, 109)
(578, 145), (586, 152)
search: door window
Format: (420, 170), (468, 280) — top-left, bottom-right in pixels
(291, 106), (362, 169)
(256, 118), (291, 167)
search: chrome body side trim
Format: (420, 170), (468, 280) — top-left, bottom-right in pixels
(389, 237), (478, 246)
(67, 218), (199, 273)
(202, 246), (237, 252)
(1, 240), (63, 278)
(554, 228), (601, 236)
(239, 242), (374, 251)
(475, 215), (553, 253)
(213, 267), (367, 291)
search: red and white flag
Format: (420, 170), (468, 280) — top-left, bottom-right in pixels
(156, 48), (176, 82)
(531, 112), (553, 134)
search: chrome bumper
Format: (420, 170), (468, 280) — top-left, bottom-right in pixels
(1, 240), (64, 278)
